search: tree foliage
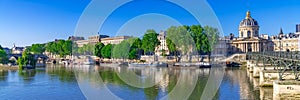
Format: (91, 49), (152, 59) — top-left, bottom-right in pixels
(78, 44), (95, 55)
(45, 40), (72, 57)
(183, 25), (220, 54)
(30, 44), (46, 54)
(0, 49), (8, 64)
(95, 42), (104, 58)
(18, 50), (36, 68)
(203, 25), (220, 51)
(101, 44), (113, 59)
(167, 26), (194, 55)
(142, 30), (160, 55)
(112, 38), (142, 60)
(166, 38), (177, 56)
(112, 41), (130, 59)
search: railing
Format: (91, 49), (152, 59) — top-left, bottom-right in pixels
(247, 51), (300, 80)
(247, 51), (300, 61)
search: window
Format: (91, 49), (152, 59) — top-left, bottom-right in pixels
(241, 32), (243, 37)
(247, 31), (251, 37)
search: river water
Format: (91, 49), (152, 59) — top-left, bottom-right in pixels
(0, 65), (262, 100)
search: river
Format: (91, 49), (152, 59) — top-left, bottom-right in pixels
(0, 65), (262, 100)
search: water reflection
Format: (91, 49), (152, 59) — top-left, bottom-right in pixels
(0, 70), (8, 81)
(74, 66), (220, 100)
(19, 70), (36, 82)
(0, 65), (264, 100)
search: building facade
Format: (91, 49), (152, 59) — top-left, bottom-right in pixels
(296, 24), (300, 33)
(100, 36), (132, 45)
(74, 35), (111, 47)
(68, 36), (84, 41)
(155, 31), (169, 56)
(11, 44), (25, 54)
(271, 28), (300, 52)
(229, 11), (271, 53)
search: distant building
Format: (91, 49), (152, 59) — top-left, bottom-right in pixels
(295, 24), (300, 35)
(88, 35), (101, 45)
(74, 35), (112, 47)
(155, 31), (169, 56)
(11, 44), (24, 54)
(224, 11), (300, 54)
(54, 39), (64, 42)
(270, 29), (300, 52)
(211, 38), (229, 56)
(75, 40), (90, 47)
(68, 36), (84, 41)
(3, 48), (11, 54)
(101, 36), (132, 45)
(296, 24), (300, 33)
(99, 35), (110, 38)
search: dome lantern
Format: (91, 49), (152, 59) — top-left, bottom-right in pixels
(246, 11), (251, 19)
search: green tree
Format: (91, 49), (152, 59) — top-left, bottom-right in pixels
(188, 25), (204, 54)
(128, 49), (138, 60)
(112, 42), (130, 59)
(72, 43), (79, 55)
(166, 38), (177, 56)
(132, 38), (142, 49)
(95, 42), (104, 58)
(131, 38), (142, 59)
(78, 44), (94, 55)
(203, 25), (220, 52)
(45, 42), (59, 55)
(30, 44), (46, 54)
(61, 40), (72, 57)
(111, 37), (142, 60)
(142, 29), (160, 55)
(0, 49), (8, 64)
(101, 44), (113, 59)
(45, 40), (72, 57)
(18, 50), (36, 69)
(167, 26), (195, 55)
(0, 45), (3, 50)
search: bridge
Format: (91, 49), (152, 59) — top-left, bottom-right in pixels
(8, 54), (49, 65)
(246, 51), (300, 80)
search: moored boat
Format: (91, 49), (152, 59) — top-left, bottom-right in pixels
(128, 62), (168, 67)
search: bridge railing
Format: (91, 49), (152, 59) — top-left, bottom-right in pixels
(247, 51), (300, 61)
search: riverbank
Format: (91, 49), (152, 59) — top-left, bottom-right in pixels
(0, 65), (19, 71)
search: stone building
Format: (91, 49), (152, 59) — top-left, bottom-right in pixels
(100, 36), (132, 45)
(229, 11), (271, 53)
(271, 28), (300, 52)
(74, 35), (110, 47)
(155, 31), (169, 56)
(11, 44), (25, 54)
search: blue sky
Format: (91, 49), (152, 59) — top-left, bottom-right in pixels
(1, 0), (300, 48)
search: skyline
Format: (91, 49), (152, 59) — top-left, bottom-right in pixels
(1, 0), (300, 48)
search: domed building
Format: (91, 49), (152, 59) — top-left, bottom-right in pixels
(230, 11), (270, 53)
(239, 11), (259, 38)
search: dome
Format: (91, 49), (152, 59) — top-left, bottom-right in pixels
(239, 11), (259, 26)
